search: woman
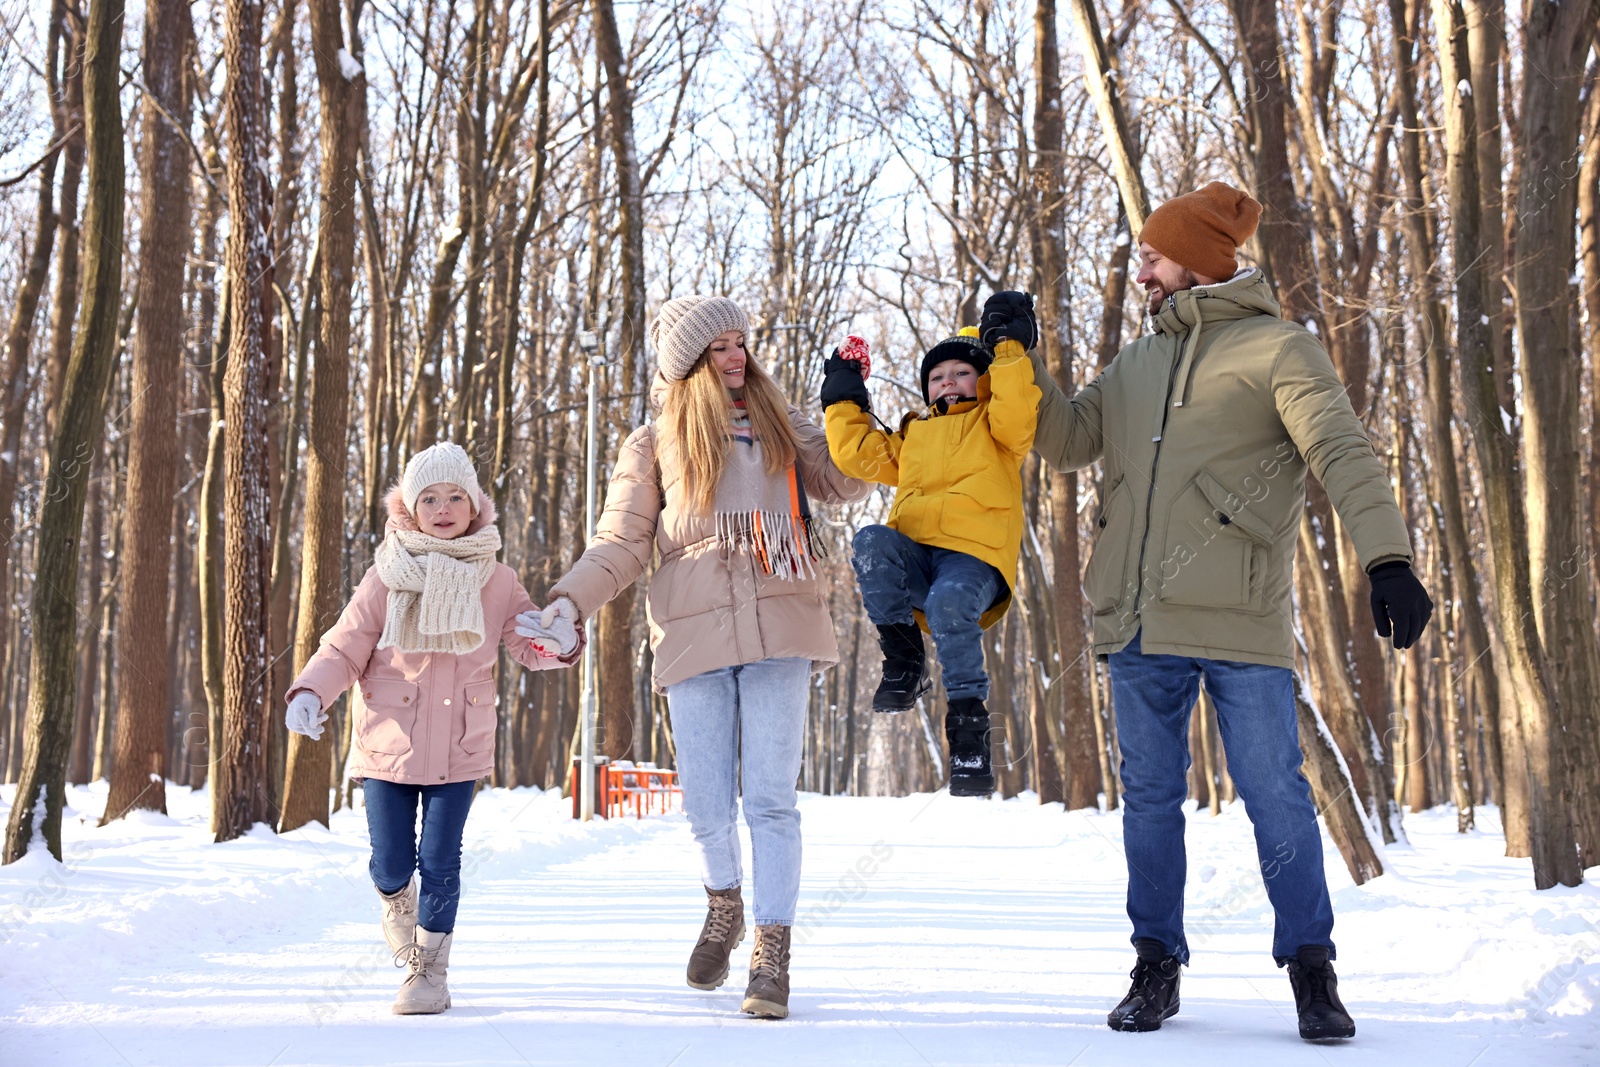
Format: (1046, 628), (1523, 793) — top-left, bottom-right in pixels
(284, 442), (571, 1015)
(529, 295), (870, 1018)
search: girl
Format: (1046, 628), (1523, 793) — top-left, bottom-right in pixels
(284, 442), (571, 1015)
(524, 295), (870, 1018)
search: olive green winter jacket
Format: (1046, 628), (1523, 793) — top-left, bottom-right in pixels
(1030, 268), (1413, 669)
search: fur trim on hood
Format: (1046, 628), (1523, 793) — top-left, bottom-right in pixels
(383, 482), (498, 536)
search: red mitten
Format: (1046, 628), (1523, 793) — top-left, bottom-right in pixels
(838, 335), (871, 380)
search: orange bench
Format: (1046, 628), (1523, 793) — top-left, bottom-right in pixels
(570, 757), (683, 819)
(605, 761), (682, 819)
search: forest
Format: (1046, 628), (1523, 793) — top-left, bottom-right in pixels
(0, 0), (1596, 893)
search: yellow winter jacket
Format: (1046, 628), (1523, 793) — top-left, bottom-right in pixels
(825, 341), (1042, 629)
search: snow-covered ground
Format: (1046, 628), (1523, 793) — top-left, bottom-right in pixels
(2, 781), (1598, 1067)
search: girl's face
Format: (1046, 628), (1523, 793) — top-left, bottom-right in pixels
(927, 359), (978, 403)
(415, 482), (474, 539)
(706, 330), (747, 391)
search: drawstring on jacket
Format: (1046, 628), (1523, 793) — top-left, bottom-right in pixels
(1150, 287), (1212, 441)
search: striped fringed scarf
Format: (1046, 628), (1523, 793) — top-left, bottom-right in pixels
(713, 403), (826, 580)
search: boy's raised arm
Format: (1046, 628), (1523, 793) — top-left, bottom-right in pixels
(820, 353), (901, 487)
(982, 290), (1105, 472)
(986, 339), (1042, 457)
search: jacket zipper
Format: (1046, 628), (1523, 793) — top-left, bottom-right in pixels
(1130, 297), (1187, 618)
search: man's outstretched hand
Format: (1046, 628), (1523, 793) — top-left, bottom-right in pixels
(1368, 561), (1433, 649)
(980, 291), (1038, 351)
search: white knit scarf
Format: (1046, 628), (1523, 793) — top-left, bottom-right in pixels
(373, 525), (502, 653)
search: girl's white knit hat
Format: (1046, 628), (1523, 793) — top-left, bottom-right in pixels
(649, 295), (750, 381)
(401, 442), (481, 515)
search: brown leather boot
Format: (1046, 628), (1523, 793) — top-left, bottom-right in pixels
(740, 924), (792, 1018)
(686, 885), (746, 990)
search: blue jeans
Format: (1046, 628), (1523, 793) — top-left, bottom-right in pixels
(851, 524), (1003, 700)
(666, 656), (810, 925)
(1109, 631), (1334, 965)
(364, 778), (476, 934)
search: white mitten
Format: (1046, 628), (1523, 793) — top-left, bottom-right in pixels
(514, 596), (581, 656)
(285, 691), (328, 741)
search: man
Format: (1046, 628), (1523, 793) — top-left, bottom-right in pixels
(980, 181), (1432, 1042)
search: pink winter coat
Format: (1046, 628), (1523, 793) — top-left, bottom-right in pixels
(287, 488), (567, 786)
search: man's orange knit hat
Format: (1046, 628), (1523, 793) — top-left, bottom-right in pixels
(1140, 181), (1263, 282)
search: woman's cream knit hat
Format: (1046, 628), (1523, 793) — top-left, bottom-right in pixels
(649, 295), (750, 381)
(401, 442), (481, 515)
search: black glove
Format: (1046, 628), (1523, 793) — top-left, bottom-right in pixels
(980, 290), (1038, 351)
(1368, 561), (1433, 649)
(820, 353), (871, 412)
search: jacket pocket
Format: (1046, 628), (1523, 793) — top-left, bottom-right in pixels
(460, 679), (497, 755)
(1082, 475), (1134, 614)
(1156, 469), (1268, 611)
(939, 476), (1011, 549)
(648, 547), (733, 624)
(358, 678), (420, 756)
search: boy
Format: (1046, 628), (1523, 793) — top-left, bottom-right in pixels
(821, 314), (1042, 795)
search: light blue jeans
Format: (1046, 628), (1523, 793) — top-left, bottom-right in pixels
(666, 656), (810, 926)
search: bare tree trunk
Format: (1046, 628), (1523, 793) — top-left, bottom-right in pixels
(1510, 0), (1600, 868)
(1406, 3), (1504, 838)
(0, 5), (68, 718)
(1066, 0), (1150, 233)
(592, 0), (647, 760)
(1296, 511), (1394, 839)
(1027, 0), (1078, 808)
(200, 277), (229, 827)
(1435, 0), (1581, 887)
(1463, 0), (1509, 413)
(1583, 61), (1600, 604)
(491, 0), (552, 512)
(214, 0), (277, 842)
(1231, 0), (1324, 334)
(70, 467), (104, 784)
(103, 0), (192, 824)
(44, 17), (86, 441)
(1292, 667), (1383, 883)
(3, 0), (126, 864)
(280, 0), (363, 833)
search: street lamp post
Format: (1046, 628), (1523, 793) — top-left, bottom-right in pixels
(576, 327), (602, 821)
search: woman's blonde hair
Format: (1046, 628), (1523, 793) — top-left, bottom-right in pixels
(663, 348), (799, 515)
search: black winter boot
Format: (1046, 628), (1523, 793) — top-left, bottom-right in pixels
(1287, 945), (1355, 1040)
(1107, 939), (1181, 1032)
(944, 697), (994, 797)
(872, 623), (931, 712)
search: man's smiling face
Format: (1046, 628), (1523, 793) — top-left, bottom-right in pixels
(1135, 242), (1210, 314)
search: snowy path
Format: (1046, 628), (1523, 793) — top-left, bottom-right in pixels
(3, 783), (1599, 1067)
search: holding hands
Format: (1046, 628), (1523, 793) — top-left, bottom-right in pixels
(515, 596), (582, 658)
(820, 335), (872, 412)
(285, 691), (328, 741)
(980, 291), (1038, 351)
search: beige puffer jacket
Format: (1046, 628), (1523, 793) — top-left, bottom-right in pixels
(550, 374), (874, 691)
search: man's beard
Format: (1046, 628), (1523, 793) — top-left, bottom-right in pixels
(1145, 269), (1202, 314)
